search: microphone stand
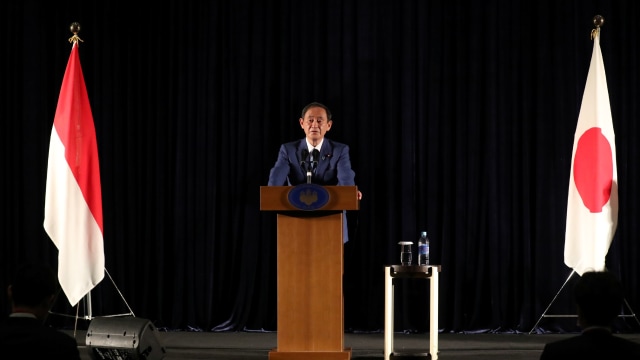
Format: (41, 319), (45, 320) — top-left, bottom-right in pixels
(309, 149), (319, 184)
(300, 149), (312, 184)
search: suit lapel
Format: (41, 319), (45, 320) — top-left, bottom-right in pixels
(296, 139), (307, 160)
(295, 140), (308, 177)
(316, 140), (333, 176)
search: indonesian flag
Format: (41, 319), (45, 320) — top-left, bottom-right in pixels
(44, 41), (105, 306)
(564, 29), (618, 276)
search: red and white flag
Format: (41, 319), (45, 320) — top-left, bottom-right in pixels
(44, 41), (104, 306)
(564, 29), (618, 276)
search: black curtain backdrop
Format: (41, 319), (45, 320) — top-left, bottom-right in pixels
(2, 0), (639, 334)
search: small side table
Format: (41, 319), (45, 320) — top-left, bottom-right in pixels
(384, 265), (441, 360)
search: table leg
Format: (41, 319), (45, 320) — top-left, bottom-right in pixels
(429, 266), (438, 360)
(384, 267), (393, 360)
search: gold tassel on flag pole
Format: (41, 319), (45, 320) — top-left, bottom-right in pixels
(591, 15), (603, 40)
(68, 22), (83, 45)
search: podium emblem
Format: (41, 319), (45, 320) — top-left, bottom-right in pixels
(287, 184), (329, 210)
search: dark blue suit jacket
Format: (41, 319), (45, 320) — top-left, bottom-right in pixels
(268, 138), (357, 242)
(267, 138), (356, 187)
(540, 328), (640, 360)
(0, 316), (82, 359)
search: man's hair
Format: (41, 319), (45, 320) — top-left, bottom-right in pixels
(301, 102), (332, 120)
(10, 263), (60, 307)
(574, 270), (624, 327)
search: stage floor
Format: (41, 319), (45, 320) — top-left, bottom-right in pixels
(68, 329), (640, 360)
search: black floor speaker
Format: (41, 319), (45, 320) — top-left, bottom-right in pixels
(86, 316), (166, 360)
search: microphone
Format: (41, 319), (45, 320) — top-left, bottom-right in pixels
(311, 149), (320, 172)
(300, 149), (309, 172)
(300, 149), (312, 183)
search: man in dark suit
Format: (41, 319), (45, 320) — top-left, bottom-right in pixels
(268, 102), (362, 243)
(540, 270), (640, 359)
(0, 263), (81, 359)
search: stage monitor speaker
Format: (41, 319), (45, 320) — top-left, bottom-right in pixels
(86, 316), (166, 360)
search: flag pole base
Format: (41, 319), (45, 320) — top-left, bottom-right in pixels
(529, 270), (576, 334)
(530, 268), (640, 334)
(49, 267), (135, 321)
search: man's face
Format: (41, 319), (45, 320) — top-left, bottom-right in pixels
(299, 106), (332, 143)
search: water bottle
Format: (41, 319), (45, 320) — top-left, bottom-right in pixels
(418, 231), (429, 265)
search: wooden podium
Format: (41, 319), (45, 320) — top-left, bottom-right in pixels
(260, 185), (360, 360)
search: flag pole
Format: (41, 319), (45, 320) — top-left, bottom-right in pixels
(69, 22), (94, 322)
(531, 16), (639, 333)
(530, 16), (607, 334)
(65, 22), (135, 321)
(46, 22), (135, 324)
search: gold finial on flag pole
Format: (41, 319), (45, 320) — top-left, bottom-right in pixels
(68, 22), (84, 45)
(591, 15), (604, 40)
